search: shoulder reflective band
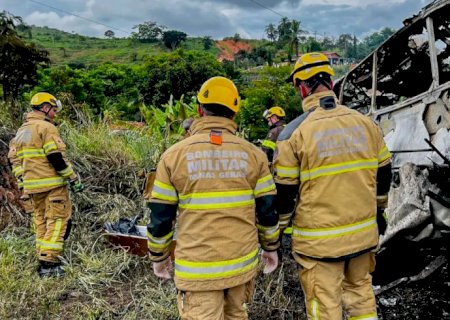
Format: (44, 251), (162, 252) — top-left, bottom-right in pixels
(178, 189), (254, 210)
(300, 158), (378, 182)
(147, 230), (174, 250)
(293, 216), (376, 238)
(175, 248), (259, 279)
(276, 165), (300, 178)
(378, 146), (391, 163)
(23, 176), (66, 189)
(262, 139), (276, 151)
(17, 148), (45, 159)
(57, 165), (74, 178)
(254, 175), (276, 196)
(43, 141), (58, 154)
(151, 180), (178, 202)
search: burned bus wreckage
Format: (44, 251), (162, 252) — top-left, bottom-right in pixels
(334, 0), (450, 290)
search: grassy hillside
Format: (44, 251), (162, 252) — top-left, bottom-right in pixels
(20, 26), (261, 66)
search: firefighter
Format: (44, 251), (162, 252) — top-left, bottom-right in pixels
(273, 53), (392, 320)
(9, 92), (84, 277)
(261, 106), (286, 163)
(148, 76), (280, 319)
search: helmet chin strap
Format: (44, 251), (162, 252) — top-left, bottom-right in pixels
(300, 78), (334, 99)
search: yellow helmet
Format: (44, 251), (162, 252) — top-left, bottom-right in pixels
(263, 106), (285, 119)
(197, 76), (240, 113)
(287, 52), (335, 85)
(30, 92), (62, 112)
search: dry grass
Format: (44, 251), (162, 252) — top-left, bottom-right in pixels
(0, 119), (306, 320)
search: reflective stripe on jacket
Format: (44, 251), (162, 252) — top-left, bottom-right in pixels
(149, 116), (278, 291)
(262, 121), (285, 162)
(274, 91), (391, 259)
(12, 112), (75, 194)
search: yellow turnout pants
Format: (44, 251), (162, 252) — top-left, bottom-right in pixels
(30, 186), (72, 263)
(177, 280), (255, 320)
(296, 252), (377, 320)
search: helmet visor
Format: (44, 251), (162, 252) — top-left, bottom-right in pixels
(55, 100), (62, 112)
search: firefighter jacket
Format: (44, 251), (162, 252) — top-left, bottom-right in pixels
(262, 120), (286, 162)
(148, 116), (279, 291)
(9, 112), (77, 195)
(273, 90), (391, 259)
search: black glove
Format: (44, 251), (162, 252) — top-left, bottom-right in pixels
(377, 208), (388, 235)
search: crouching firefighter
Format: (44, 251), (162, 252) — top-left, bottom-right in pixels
(9, 92), (84, 277)
(147, 76), (280, 319)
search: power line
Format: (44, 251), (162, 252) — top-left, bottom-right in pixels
(246, 0), (313, 35)
(27, 0), (130, 35)
(247, 0), (285, 18)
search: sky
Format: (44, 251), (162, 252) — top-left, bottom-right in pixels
(1, 0), (435, 40)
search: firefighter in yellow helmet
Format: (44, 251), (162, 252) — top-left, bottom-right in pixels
(147, 76), (280, 319)
(261, 106), (286, 163)
(273, 53), (392, 320)
(8, 92), (84, 277)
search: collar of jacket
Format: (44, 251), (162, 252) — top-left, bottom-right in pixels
(26, 111), (53, 123)
(270, 120), (286, 130)
(302, 90), (338, 112)
(190, 116), (237, 135)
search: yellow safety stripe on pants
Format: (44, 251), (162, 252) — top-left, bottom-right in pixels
(12, 165), (24, 177)
(283, 227), (293, 235)
(262, 139), (276, 151)
(300, 158), (378, 182)
(275, 165), (300, 178)
(57, 165), (74, 178)
(151, 180), (178, 202)
(178, 189), (254, 210)
(348, 313), (378, 320)
(50, 218), (63, 243)
(311, 298), (320, 320)
(43, 141), (58, 154)
(175, 248), (259, 280)
(39, 240), (63, 251)
(147, 230), (174, 250)
(257, 223), (280, 240)
(378, 146), (391, 163)
(254, 174), (276, 196)
(17, 148), (45, 159)
(293, 216), (377, 238)
(23, 177), (66, 190)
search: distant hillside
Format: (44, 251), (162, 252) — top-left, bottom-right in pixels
(19, 26), (260, 66)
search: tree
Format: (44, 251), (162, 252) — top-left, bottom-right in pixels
(233, 33), (241, 43)
(277, 17), (292, 47)
(302, 37), (323, 53)
(162, 30), (187, 50)
(131, 21), (165, 42)
(141, 50), (225, 106)
(336, 33), (353, 57)
(202, 36), (214, 50)
(0, 11), (49, 120)
(289, 19), (303, 59)
(104, 30), (115, 39)
(265, 23), (278, 42)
